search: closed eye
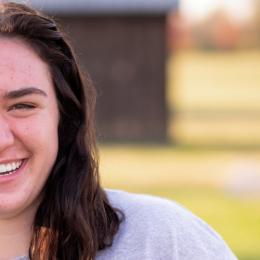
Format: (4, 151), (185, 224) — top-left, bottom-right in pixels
(8, 103), (36, 111)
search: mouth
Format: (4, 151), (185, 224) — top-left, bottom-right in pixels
(0, 160), (24, 176)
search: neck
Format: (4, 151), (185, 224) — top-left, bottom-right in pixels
(0, 207), (36, 260)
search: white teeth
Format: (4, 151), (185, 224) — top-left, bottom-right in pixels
(0, 160), (23, 175)
(0, 165), (4, 173)
(6, 164), (12, 172)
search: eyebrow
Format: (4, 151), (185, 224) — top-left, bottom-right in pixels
(4, 87), (47, 99)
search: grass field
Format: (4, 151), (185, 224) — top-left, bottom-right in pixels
(100, 145), (260, 260)
(100, 50), (260, 260)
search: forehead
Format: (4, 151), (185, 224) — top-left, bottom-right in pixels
(0, 37), (52, 94)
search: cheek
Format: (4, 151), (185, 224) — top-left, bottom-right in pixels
(12, 115), (59, 158)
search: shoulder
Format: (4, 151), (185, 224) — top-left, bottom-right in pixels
(106, 189), (220, 239)
(106, 189), (193, 233)
(98, 189), (237, 260)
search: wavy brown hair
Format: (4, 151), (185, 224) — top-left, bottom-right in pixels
(0, 1), (122, 259)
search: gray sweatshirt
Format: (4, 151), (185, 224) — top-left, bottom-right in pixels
(15, 189), (237, 260)
(96, 189), (238, 260)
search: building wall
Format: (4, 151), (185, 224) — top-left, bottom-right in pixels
(58, 15), (167, 142)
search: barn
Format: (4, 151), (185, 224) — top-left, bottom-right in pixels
(31, 0), (179, 142)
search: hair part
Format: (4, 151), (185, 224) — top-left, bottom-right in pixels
(0, 2), (122, 259)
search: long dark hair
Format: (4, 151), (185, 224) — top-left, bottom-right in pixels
(0, 2), (121, 259)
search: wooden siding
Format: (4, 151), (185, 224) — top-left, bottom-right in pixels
(58, 15), (168, 142)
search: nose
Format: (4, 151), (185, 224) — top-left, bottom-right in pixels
(0, 115), (14, 152)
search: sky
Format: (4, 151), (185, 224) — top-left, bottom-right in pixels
(180, 0), (255, 24)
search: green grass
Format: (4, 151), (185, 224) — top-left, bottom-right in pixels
(154, 188), (260, 260)
(100, 145), (260, 260)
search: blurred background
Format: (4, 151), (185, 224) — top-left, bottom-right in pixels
(33, 0), (260, 259)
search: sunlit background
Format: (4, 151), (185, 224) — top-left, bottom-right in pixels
(31, 0), (260, 259)
(181, 0), (253, 23)
(101, 1), (260, 259)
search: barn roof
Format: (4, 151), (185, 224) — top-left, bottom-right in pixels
(30, 0), (178, 15)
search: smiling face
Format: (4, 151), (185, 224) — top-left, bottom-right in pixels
(0, 37), (59, 218)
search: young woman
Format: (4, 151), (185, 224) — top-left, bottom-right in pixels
(0, 2), (237, 260)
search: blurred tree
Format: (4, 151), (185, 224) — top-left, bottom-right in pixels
(253, 0), (260, 46)
(167, 12), (193, 50)
(192, 8), (239, 50)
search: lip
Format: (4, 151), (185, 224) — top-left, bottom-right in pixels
(0, 158), (24, 164)
(0, 159), (28, 183)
